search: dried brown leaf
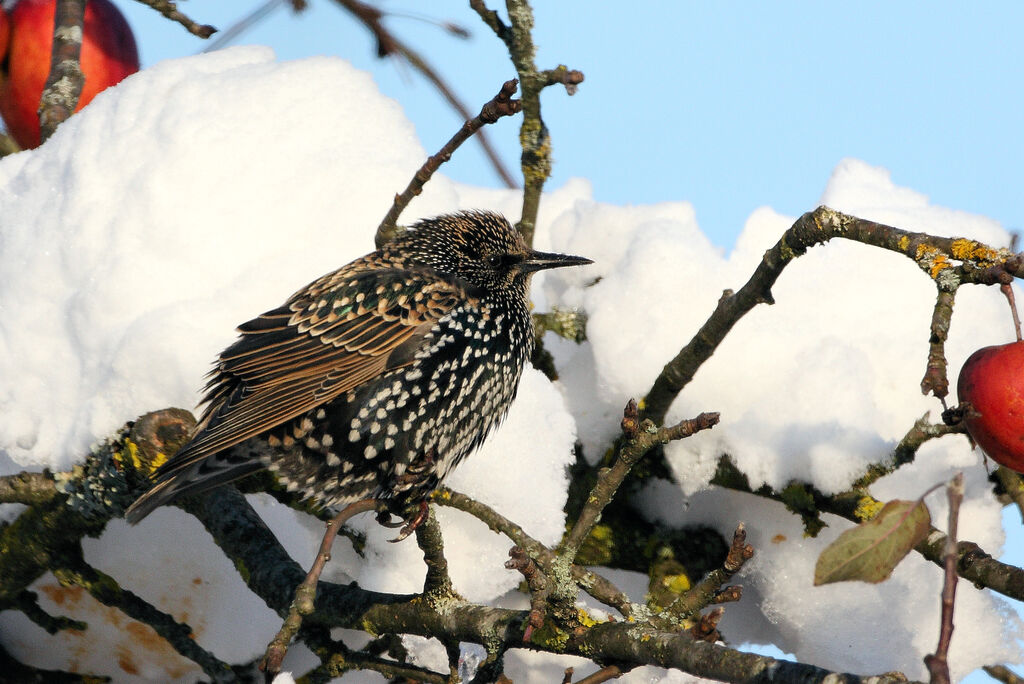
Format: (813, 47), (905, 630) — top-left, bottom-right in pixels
(814, 499), (931, 585)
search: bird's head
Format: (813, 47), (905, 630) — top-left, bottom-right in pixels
(395, 211), (592, 293)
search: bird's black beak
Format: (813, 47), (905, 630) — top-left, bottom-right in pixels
(519, 249), (593, 274)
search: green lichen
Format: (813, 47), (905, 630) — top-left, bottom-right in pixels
(780, 482), (826, 537)
(529, 620), (569, 651)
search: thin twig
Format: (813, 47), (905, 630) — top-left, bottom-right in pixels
(543, 65), (585, 94)
(689, 607), (724, 643)
(559, 401), (720, 562)
(469, 0), (585, 245)
(575, 665), (624, 684)
(469, 0), (512, 46)
(38, 0), (86, 144)
(434, 488), (634, 617)
(200, 0), (284, 53)
(132, 0), (217, 38)
(375, 78), (521, 247)
(663, 523), (753, 619)
(505, 546), (549, 640)
(307, 632), (449, 683)
(924, 473), (964, 684)
(1000, 282), (1023, 341)
(854, 414), (963, 490)
(333, 0), (518, 188)
(921, 288), (956, 401)
(984, 665), (1024, 684)
(261, 498), (377, 678)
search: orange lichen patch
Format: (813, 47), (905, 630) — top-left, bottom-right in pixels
(930, 256), (952, 279)
(116, 646), (140, 675)
(950, 237), (1002, 264)
(123, 621), (193, 679)
(915, 244), (953, 279)
(771, 534), (787, 544)
(34, 580), (197, 680)
(39, 583), (85, 607)
(192, 576), (203, 585)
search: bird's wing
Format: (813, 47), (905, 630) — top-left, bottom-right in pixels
(160, 267), (472, 473)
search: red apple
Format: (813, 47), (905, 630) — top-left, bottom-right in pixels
(0, 0), (139, 149)
(0, 8), (10, 64)
(957, 340), (1024, 473)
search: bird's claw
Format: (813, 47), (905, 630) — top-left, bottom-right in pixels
(385, 500), (429, 543)
(375, 509), (405, 528)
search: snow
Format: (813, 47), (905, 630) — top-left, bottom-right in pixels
(0, 47), (1020, 681)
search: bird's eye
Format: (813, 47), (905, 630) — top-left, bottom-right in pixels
(487, 255), (503, 268)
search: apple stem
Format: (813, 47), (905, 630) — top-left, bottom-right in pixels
(999, 283), (1022, 342)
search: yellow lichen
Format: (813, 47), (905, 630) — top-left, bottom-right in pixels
(661, 573), (691, 594)
(531, 621), (569, 650)
(854, 496), (885, 522)
(950, 237), (1002, 264)
(898, 235), (910, 251)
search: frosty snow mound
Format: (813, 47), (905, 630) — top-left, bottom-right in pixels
(0, 46), (1020, 680)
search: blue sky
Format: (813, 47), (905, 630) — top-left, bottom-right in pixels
(116, 1), (1024, 251)
(28, 0), (1024, 676)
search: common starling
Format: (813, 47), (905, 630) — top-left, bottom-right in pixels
(125, 211), (591, 527)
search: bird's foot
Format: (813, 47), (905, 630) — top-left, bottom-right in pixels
(375, 500), (429, 542)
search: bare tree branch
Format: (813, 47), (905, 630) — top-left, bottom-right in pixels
(333, 0), (518, 188)
(559, 402), (720, 562)
(0, 471), (58, 506)
(131, 0), (217, 38)
(376, 78), (521, 247)
(469, 0), (585, 245)
(661, 523), (753, 620)
(435, 487), (635, 617)
(38, 0), (86, 143)
(261, 498), (377, 678)
(643, 205), (1022, 425)
(712, 457), (1024, 603)
(921, 288), (956, 400)
(924, 473), (964, 684)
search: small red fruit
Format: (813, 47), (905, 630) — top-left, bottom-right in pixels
(0, 8), (10, 63)
(957, 341), (1024, 473)
(0, 0), (139, 149)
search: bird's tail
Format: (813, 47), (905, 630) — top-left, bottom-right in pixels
(124, 447), (263, 524)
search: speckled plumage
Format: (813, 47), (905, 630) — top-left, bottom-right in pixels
(125, 211), (591, 525)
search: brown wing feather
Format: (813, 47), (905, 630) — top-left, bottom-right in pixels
(162, 266), (472, 472)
